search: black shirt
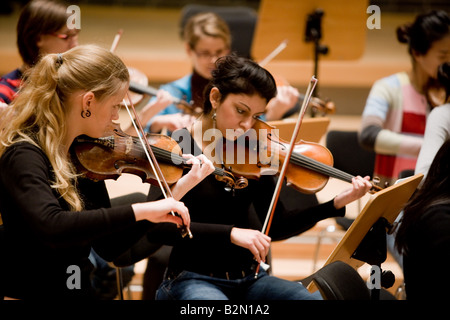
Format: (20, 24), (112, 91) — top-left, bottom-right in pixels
(0, 142), (144, 299)
(402, 205), (450, 300)
(146, 129), (346, 275)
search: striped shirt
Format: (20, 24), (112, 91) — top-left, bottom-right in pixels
(359, 71), (429, 186)
(0, 68), (22, 104)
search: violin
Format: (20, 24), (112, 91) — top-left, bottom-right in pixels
(219, 118), (382, 194)
(128, 79), (201, 116)
(125, 66), (150, 107)
(71, 122), (246, 192)
(258, 39), (335, 117)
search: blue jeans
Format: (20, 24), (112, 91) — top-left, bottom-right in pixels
(156, 269), (322, 300)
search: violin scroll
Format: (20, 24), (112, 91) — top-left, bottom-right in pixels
(310, 96), (335, 117)
(215, 170), (248, 192)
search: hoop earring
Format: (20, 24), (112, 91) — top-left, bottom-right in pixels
(81, 109), (91, 118)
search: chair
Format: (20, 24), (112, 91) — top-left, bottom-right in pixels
(306, 261), (371, 300)
(311, 131), (376, 271)
(179, 4), (258, 59)
(326, 130), (376, 214)
(304, 260), (397, 300)
(326, 130), (376, 182)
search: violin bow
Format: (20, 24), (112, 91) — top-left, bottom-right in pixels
(258, 39), (288, 68)
(109, 30), (191, 237)
(255, 76), (318, 278)
(122, 95), (193, 238)
(110, 29), (123, 53)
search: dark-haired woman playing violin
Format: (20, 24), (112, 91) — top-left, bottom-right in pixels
(146, 55), (372, 300)
(0, 44), (214, 300)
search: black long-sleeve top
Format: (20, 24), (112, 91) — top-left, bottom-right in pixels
(146, 129), (346, 275)
(0, 142), (152, 299)
(402, 205), (450, 300)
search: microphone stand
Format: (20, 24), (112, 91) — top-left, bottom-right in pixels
(304, 9), (329, 117)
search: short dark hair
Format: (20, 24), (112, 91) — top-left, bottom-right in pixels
(396, 10), (450, 56)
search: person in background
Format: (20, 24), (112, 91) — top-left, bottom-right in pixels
(395, 138), (450, 300)
(135, 12), (300, 136)
(415, 61), (450, 180)
(359, 10), (450, 188)
(0, 0), (78, 105)
(383, 62), (450, 299)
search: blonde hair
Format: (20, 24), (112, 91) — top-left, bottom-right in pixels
(0, 44), (129, 211)
(183, 12), (231, 50)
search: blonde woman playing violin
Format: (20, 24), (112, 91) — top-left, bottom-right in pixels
(0, 45), (214, 300)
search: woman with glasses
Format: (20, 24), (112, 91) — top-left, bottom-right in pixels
(139, 12), (232, 135)
(138, 12), (300, 135)
(0, 0), (79, 106)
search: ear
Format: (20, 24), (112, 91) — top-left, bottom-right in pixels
(411, 49), (423, 62)
(185, 42), (193, 56)
(209, 87), (221, 109)
(81, 92), (95, 111)
(36, 35), (44, 49)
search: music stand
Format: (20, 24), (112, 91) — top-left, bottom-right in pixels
(307, 174), (423, 299)
(267, 117), (330, 143)
(251, 0), (367, 62)
(252, 0), (367, 116)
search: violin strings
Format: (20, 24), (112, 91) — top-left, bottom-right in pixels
(290, 152), (354, 183)
(136, 142), (225, 176)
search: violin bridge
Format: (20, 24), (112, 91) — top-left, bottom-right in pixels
(124, 136), (133, 154)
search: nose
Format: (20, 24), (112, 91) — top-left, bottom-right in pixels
(210, 54), (220, 62)
(240, 116), (255, 132)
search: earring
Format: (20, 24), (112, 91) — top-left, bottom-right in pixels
(212, 111), (217, 129)
(81, 109), (91, 118)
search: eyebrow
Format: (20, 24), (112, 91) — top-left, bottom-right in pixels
(238, 101), (266, 116)
(238, 101), (251, 111)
